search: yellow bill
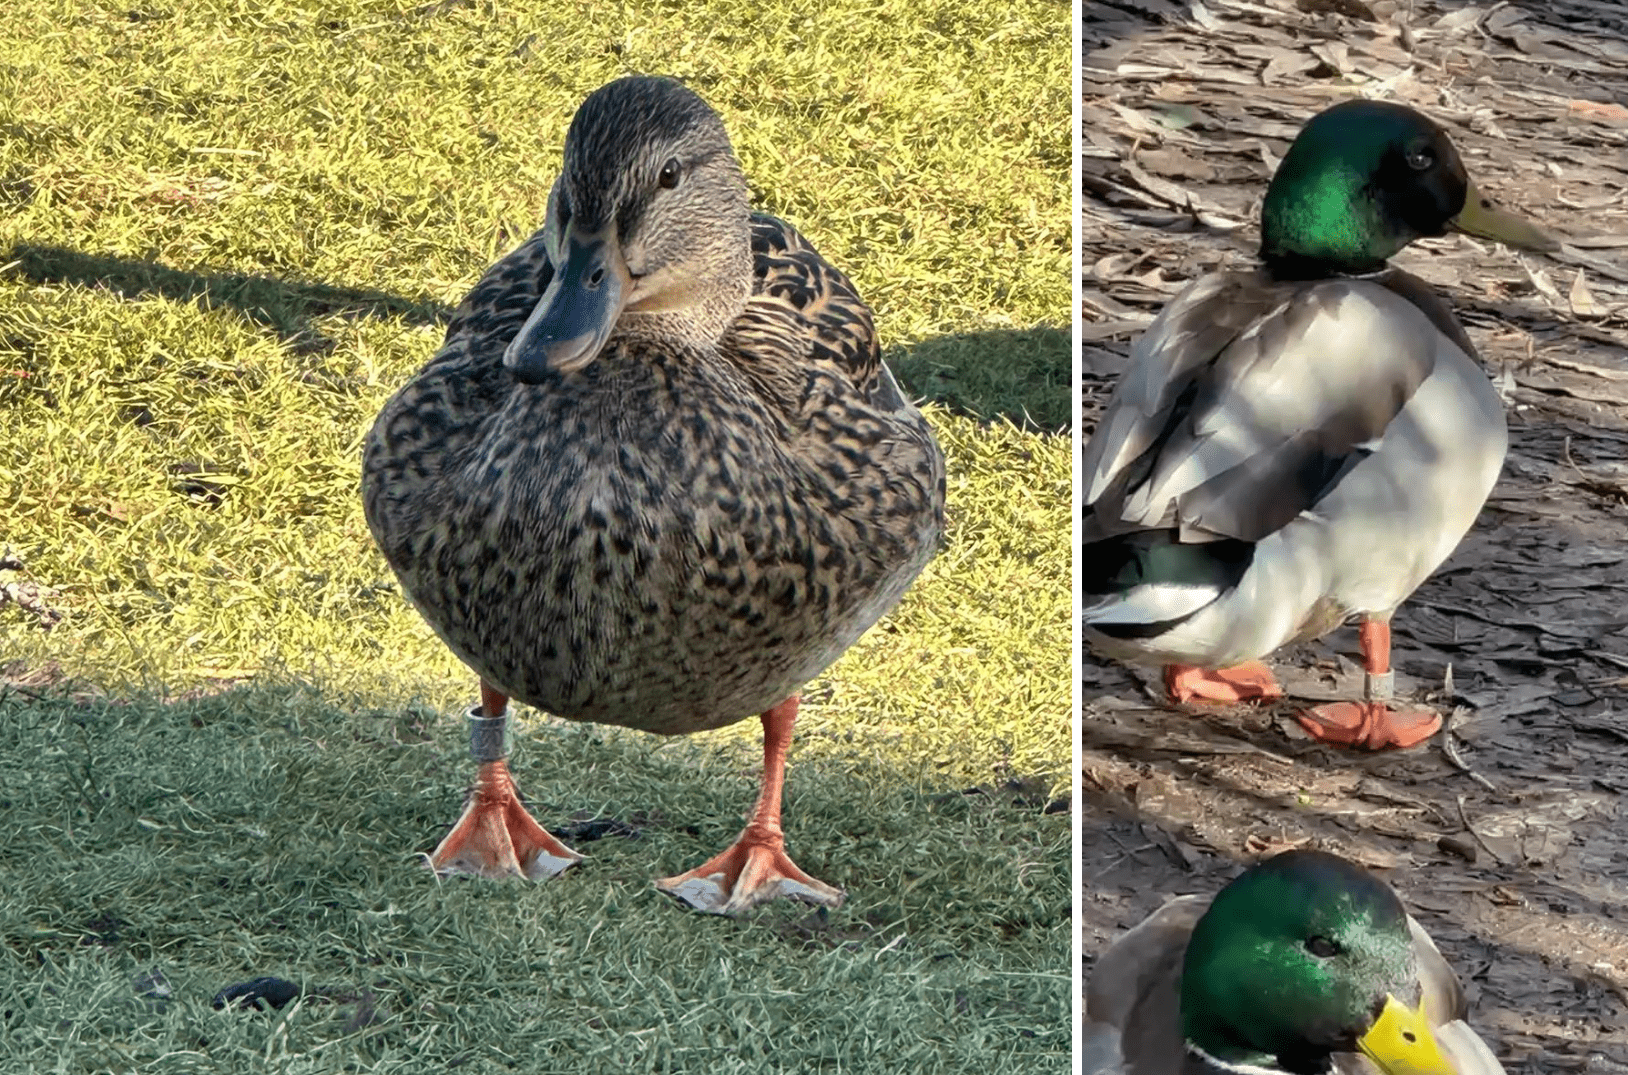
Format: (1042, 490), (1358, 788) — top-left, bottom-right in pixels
(1449, 178), (1560, 252)
(1357, 995), (1456, 1075)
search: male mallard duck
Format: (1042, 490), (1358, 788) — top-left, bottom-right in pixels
(361, 76), (945, 914)
(1081, 99), (1558, 750)
(1084, 849), (1505, 1074)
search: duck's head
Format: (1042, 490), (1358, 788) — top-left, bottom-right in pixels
(504, 76), (752, 382)
(1260, 98), (1557, 278)
(1180, 850), (1455, 1075)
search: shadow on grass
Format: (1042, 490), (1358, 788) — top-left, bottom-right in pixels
(3, 243), (1068, 432)
(2, 242), (452, 336)
(889, 325), (1071, 435)
(0, 678), (1069, 1071)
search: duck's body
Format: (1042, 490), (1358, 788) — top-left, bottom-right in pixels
(1083, 850), (1505, 1075)
(361, 76), (944, 913)
(366, 215), (942, 735)
(1080, 99), (1555, 750)
(1081, 266), (1507, 671)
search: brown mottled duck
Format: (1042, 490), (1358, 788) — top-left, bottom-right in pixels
(361, 76), (946, 915)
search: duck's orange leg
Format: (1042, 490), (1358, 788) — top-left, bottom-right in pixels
(1297, 619), (1440, 750)
(1164, 661), (1284, 704)
(656, 696), (844, 916)
(428, 681), (582, 880)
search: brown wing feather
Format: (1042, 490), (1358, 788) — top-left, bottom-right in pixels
(1379, 269), (1480, 360)
(362, 229), (553, 536)
(722, 214), (891, 417)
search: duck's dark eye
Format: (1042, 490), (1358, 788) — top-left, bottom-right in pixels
(1305, 936), (1340, 958)
(658, 157), (682, 190)
(1406, 148), (1434, 171)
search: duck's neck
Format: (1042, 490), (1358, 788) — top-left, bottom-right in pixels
(615, 273), (751, 351)
(1258, 153), (1415, 278)
(1259, 251), (1390, 281)
(1185, 1042), (1329, 1075)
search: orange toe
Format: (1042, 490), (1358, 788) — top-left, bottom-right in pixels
(1297, 701), (1440, 751)
(655, 824), (843, 917)
(429, 760), (582, 880)
(1164, 661), (1284, 705)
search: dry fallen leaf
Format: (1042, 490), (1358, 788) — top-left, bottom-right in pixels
(1570, 268), (1599, 317)
(1523, 260), (1565, 308)
(1189, 0), (1225, 33)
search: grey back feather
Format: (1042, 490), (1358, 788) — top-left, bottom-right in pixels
(1084, 895), (1205, 1075)
(1082, 270), (1441, 545)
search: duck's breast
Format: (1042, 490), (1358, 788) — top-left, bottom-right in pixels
(375, 346), (941, 733)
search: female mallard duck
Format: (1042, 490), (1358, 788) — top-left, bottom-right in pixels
(361, 76), (945, 915)
(1084, 849), (1505, 1075)
(1081, 99), (1558, 750)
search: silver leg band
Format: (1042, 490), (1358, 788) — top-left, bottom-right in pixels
(467, 705), (509, 764)
(1364, 670), (1394, 702)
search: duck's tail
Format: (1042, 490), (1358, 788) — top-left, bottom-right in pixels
(1080, 531), (1253, 640)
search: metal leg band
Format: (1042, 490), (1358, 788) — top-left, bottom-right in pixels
(467, 705), (509, 764)
(1364, 670), (1394, 702)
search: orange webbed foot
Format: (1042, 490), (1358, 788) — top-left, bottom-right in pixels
(1164, 661), (1284, 705)
(1296, 701), (1441, 751)
(1295, 619), (1440, 750)
(429, 759), (582, 881)
(654, 697), (841, 916)
(655, 823), (844, 917)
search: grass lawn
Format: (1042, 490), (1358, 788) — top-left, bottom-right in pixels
(0, 1), (1071, 1071)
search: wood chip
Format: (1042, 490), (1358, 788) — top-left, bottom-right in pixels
(1570, 268), (1600, 316)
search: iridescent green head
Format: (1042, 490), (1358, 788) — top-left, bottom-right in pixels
(1179, 850), (1454, 1075)
(1260, 99), (1556, 278)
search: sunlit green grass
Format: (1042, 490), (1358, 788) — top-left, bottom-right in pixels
(0, 0), (1069, 1069)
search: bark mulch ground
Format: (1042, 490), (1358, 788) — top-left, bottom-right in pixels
(1083, 0), (1628, 1069)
